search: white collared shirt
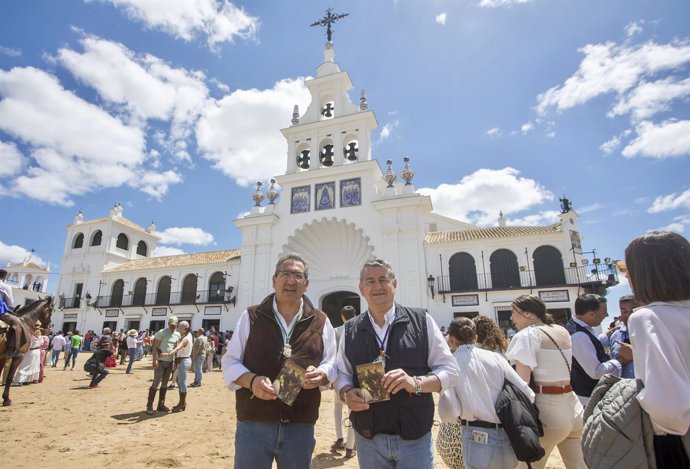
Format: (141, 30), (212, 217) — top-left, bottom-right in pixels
(0, 280), (14, 307)
(335, 304), (460, 393)
(570, 317), (621, 401)
(222, 298), (337, 391)
(451, 344), (535, 424)
(629, 300), (690, 435)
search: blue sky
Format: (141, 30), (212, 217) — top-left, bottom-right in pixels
(1, 1), (689, 307)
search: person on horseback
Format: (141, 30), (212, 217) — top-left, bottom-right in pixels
(0, 269), (22, 358)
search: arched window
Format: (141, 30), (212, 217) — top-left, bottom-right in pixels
(136, 241), (148, 257)
(490, 249), (521, 289)
(90, 230), (102, 246)
(156, 276), (172, 305)
(296, 143), (311, 170)
(116, 233), (129, 250)
(320, 99), (335, 120)
(181, 274), (198, 304)
(111, 279), (125, 307)
(449, 252), (479, 291)
(319, 138), (335, 167)
(73, 233), (84, 249)
(208, 271), (226, 302)
(132, 277), (148, 306)
(533, 246), (566, 286)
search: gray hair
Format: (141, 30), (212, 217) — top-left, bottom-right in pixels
(178, 320), (190, 330)
(274, 253), (309, 279)
(359, 258), (396, 281)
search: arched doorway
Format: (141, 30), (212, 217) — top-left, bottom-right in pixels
(320, 291), (360, 327)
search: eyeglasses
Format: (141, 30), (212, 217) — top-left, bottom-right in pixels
(276, 270), (307, 282)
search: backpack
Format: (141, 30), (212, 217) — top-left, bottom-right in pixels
(495, 378), (545, 465)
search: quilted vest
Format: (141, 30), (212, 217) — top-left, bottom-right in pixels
(343, 304), (433, 440)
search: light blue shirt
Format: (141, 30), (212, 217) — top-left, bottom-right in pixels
(610, 326), (635, 378)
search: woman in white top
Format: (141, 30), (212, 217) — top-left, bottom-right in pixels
(447, 317), (534, 469)
(505, 295), (587, 469)
(160, 320), (193, 412)
(625, 231), (690, 469)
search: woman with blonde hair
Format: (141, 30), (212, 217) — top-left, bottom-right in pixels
(505, 295), (586, 469)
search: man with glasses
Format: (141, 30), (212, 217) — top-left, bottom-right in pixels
(335, 259), (459, 469)
(222, 254), (337, 469)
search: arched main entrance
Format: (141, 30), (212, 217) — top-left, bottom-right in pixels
(321, 291), (360, 327)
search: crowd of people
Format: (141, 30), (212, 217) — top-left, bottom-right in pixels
(1, 230), (688, 469)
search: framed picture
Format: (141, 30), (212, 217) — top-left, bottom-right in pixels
(204, 306), (222, 316)
(315, 182), (336, 210)
(105, 309), (119, 318)
(291, 185), (310, 214)
(340, 177), (361, 207)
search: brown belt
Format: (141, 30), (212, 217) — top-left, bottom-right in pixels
(531, 384), (573, 394)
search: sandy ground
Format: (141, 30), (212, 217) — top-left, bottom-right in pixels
(0, 354), (565, 469)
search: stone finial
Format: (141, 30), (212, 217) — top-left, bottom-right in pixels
(291, 105), (300, 126)
(74, 210), (84, 224)
(400, 157), (415, 186)
(384, 160), (396, 188)
(109, 202), (123, 219)
(267, 179), (279, 205)
(498, 211), (506, 228)
(359, 89), (368, 111)
(147, 221), (157, 233)
(252, 181), (265, 207)
(324, 41), (335, 63)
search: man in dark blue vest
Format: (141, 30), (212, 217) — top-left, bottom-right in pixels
(335, 259), (459, 469)
(565, 294), (632, 406)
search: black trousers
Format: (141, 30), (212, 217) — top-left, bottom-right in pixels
(654, 434), (690, 469)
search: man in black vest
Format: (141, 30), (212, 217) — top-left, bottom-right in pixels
(565, 294), (632, 405)
(335, 259), (459, 469)
(221, 254), (337, 469)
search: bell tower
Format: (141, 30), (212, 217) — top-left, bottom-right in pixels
(281, 13), (377, 174)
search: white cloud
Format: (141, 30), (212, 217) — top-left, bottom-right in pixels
(648, 188), (690, 213)
(0, 67), (156, 206)
(0, 46), (21, 57)
(622, 119), (690, 158)
(625, 21), (644, 38)
(155, 227), (214, 245)
(419, 167), (554, 226)
(536, 40), (690, 115)
(600, 135), (621, 155)
(0, 240), (47, 268)
(486, 127), (502, 138)
(152, 246), (186, 257)
(378, 120), (399, 143)
(578, 202), (604, 214)
(610, 77), (690, 121)
(0, 141), (25, 177)
(196, 77), (311, 186)
(508, 210), (560, 226)
(654, 221), (686, 233)
(92, 0), (259, 51)
(55, 35), (209, 161)
(479, 0), (531, 7)
(520, 122), (534, 135)
(435, 13), (447, 25)
(133, 170), (183, 200)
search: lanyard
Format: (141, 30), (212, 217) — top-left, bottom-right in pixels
(369, 314), (391, 361)
(274, 305), (303, 358)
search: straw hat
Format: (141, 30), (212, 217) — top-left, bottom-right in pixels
(127, 329), (138, 336)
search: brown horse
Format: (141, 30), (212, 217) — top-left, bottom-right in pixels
(0, 296), (54, 406)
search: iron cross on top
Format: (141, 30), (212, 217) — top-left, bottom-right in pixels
(310, 9), (349, 42)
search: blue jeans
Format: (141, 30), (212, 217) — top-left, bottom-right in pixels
(51, 349), (61, 366)
(234, 421), (315, 469)
(176, 357), (191, 392)
(193, 355), (205, 384)
(90, 367), (109, 386)
(65, 348), (79, 369)
(126, 348), (137, 373)
(355, 431), (434, 469)
(461, 425), (517, 469)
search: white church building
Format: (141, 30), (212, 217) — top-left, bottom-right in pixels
(51, 40), (618, 336)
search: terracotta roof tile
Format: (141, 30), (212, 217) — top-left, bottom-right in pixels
(425, 224), (562, 244)
(103, 249), (241, 272)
